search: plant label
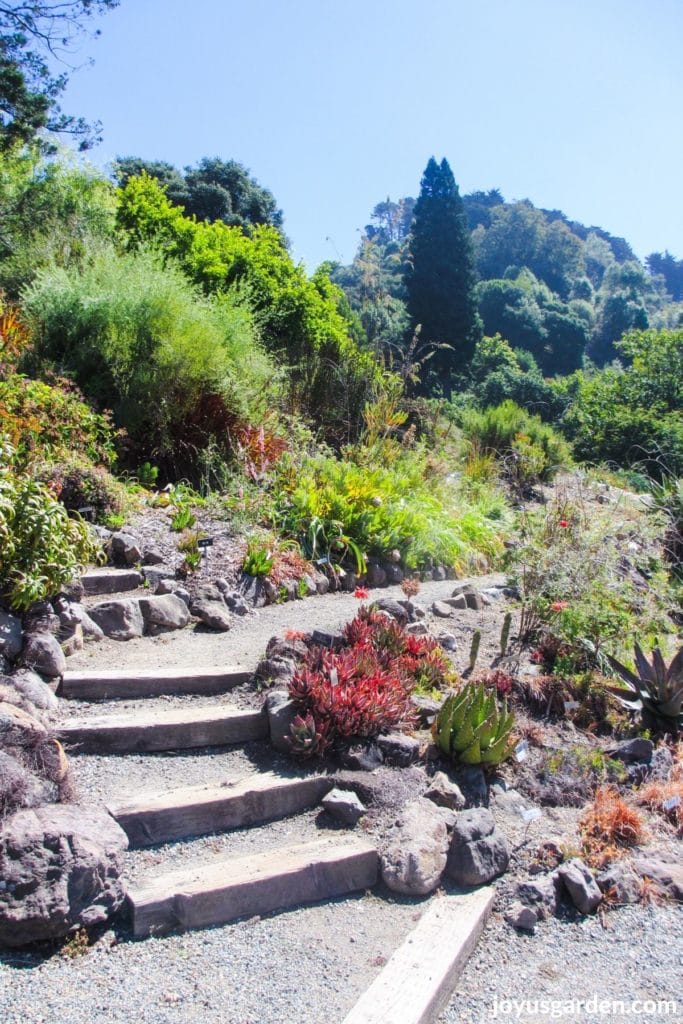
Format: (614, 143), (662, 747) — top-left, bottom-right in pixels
(197, 538), (214, 548)
(515, 740), (529, 762)
(662, 796), (680, 812)
(520, 807), (542, 823)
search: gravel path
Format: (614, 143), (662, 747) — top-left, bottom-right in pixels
(68, 574), (509, 676)
(440, 902), (683, 1024)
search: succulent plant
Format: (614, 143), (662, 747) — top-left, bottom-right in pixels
(433, 682), (516, 766)
(606, 643), (683, 735)
(468, 629), (481, 673)
(500, 612), (512, 656)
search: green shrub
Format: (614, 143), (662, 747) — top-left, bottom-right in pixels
(33, 458), (127, 524)
(273, 442), (509, 574)
(0, 440), (102, 611)
(22, 245), (279, 480)
(459, 400), (570, 487)
(0, 374), (117, 470)
(116, 174), (384, 443)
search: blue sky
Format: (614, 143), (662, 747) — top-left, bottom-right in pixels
(62, 0), (683, 270)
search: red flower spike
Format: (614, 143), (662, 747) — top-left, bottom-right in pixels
(558, 519), (569, 528)
(354, 587), (369, 599)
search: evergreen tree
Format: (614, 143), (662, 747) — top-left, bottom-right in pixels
(405, 157), (480, 392)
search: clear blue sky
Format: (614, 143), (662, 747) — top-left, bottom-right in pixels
(61, 0), (683, 270)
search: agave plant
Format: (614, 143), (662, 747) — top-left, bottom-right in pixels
(606, 644), (683, 735)
(433, 682), (516, 766)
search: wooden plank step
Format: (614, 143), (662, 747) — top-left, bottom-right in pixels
(82, 568), (143, 595)
(108, 772), (333, 847)
(58, 704), (267, 753)
(342, 887), (495, 1024)
(128, 835), (378, 937)
(60, 666), (252, 701)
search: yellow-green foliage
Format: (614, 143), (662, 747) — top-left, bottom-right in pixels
(0, 374), (116, 470)
(274, 439), (511, 573)
(22, 245), (278, 475)
(116, 174), (383, 439)
(459, 399), (570, 487)
(0, 440), (102, 610)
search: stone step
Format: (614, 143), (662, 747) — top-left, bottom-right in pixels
(108, 772), (333, 847)
(58, 704), (267, 754)
(341, 887), (495, 1024)
(82, 568), (143, 595)
(60, 667), (252, 701)
(128, 835), (378, 937)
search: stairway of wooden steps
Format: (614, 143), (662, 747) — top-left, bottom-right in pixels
(60, 666), (252, 701)
(128, 835), (378, 938)
(108, 772), (333, 846)
(58, 702), (267, 753)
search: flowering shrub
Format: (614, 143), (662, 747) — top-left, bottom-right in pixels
(287, 606), (455, 757)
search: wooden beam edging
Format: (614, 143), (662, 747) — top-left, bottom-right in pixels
(341, 886), (495, 1024)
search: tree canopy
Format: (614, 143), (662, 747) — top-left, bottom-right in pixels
(114, 155), (283, 234)
(0, 1), (118, 151)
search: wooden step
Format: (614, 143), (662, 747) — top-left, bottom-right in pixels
(60, 666), (252, 701)
(108, 772), (333, 847)
(58, 704), (267, 753)
(342, 887), (495, 1024)
(82, 568), (143, 595)
(128, 835), (378, 937)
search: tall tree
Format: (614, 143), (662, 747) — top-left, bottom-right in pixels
(0, 1), (118, 151)
(405, 157), (480, 392)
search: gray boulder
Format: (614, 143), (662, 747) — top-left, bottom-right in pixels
(138, 594), (190, 634)
(505, 901), (538, 932)
(445, 807), (509, 885)
(0, 804), (128, 946)
(0, 702), (48, 747)
(255, 656), (297, 686)
(405, 622), (429, 636)
(0, 611), (23, 661)
(381, 798), (449, 895)
(425, 771), (466, 811)
(5, 669), (58, 711)
(436, 632), (457, 651)
(340, 742), (384, 771)
(366, 563), (387, 587)
(374, 598), (409, 624)
(56, 601), (104, 642)
(515, 875), (561, 919)
(322, 788), (367, 826)
(109, 531), (142, 566)
(0, 751), (52, 813)
(20, 633), (66, 678)
(557, 858), (602, 914)
(190, 599), (232, 631)
(89, 599), (144, 641)
(264, 690), (297, 754)
(631, 849), (683, 901)
(142, 546), (165, 565)
(140, 566), (175, 589)
(377, 732), (420, 767)
(432, 601), (454, 619)
(447, 594), (468, 610)
(596, 862), (641, 904)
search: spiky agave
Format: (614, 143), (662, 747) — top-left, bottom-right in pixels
(433, 682), (516, 766)
(606, 644), (683, 735)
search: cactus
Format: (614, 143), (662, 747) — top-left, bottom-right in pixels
(500, 612), (512, 657)
(469, 630), (481, 673)
(433, 682), (516, 766)
(606, 643), (683, 735)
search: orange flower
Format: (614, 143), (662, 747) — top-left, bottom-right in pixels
(550, 601), (569, 612)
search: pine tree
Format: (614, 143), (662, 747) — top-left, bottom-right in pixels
(405, 157), (481, 392)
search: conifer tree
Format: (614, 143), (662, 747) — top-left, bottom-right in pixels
(405, 157), (480, 392)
